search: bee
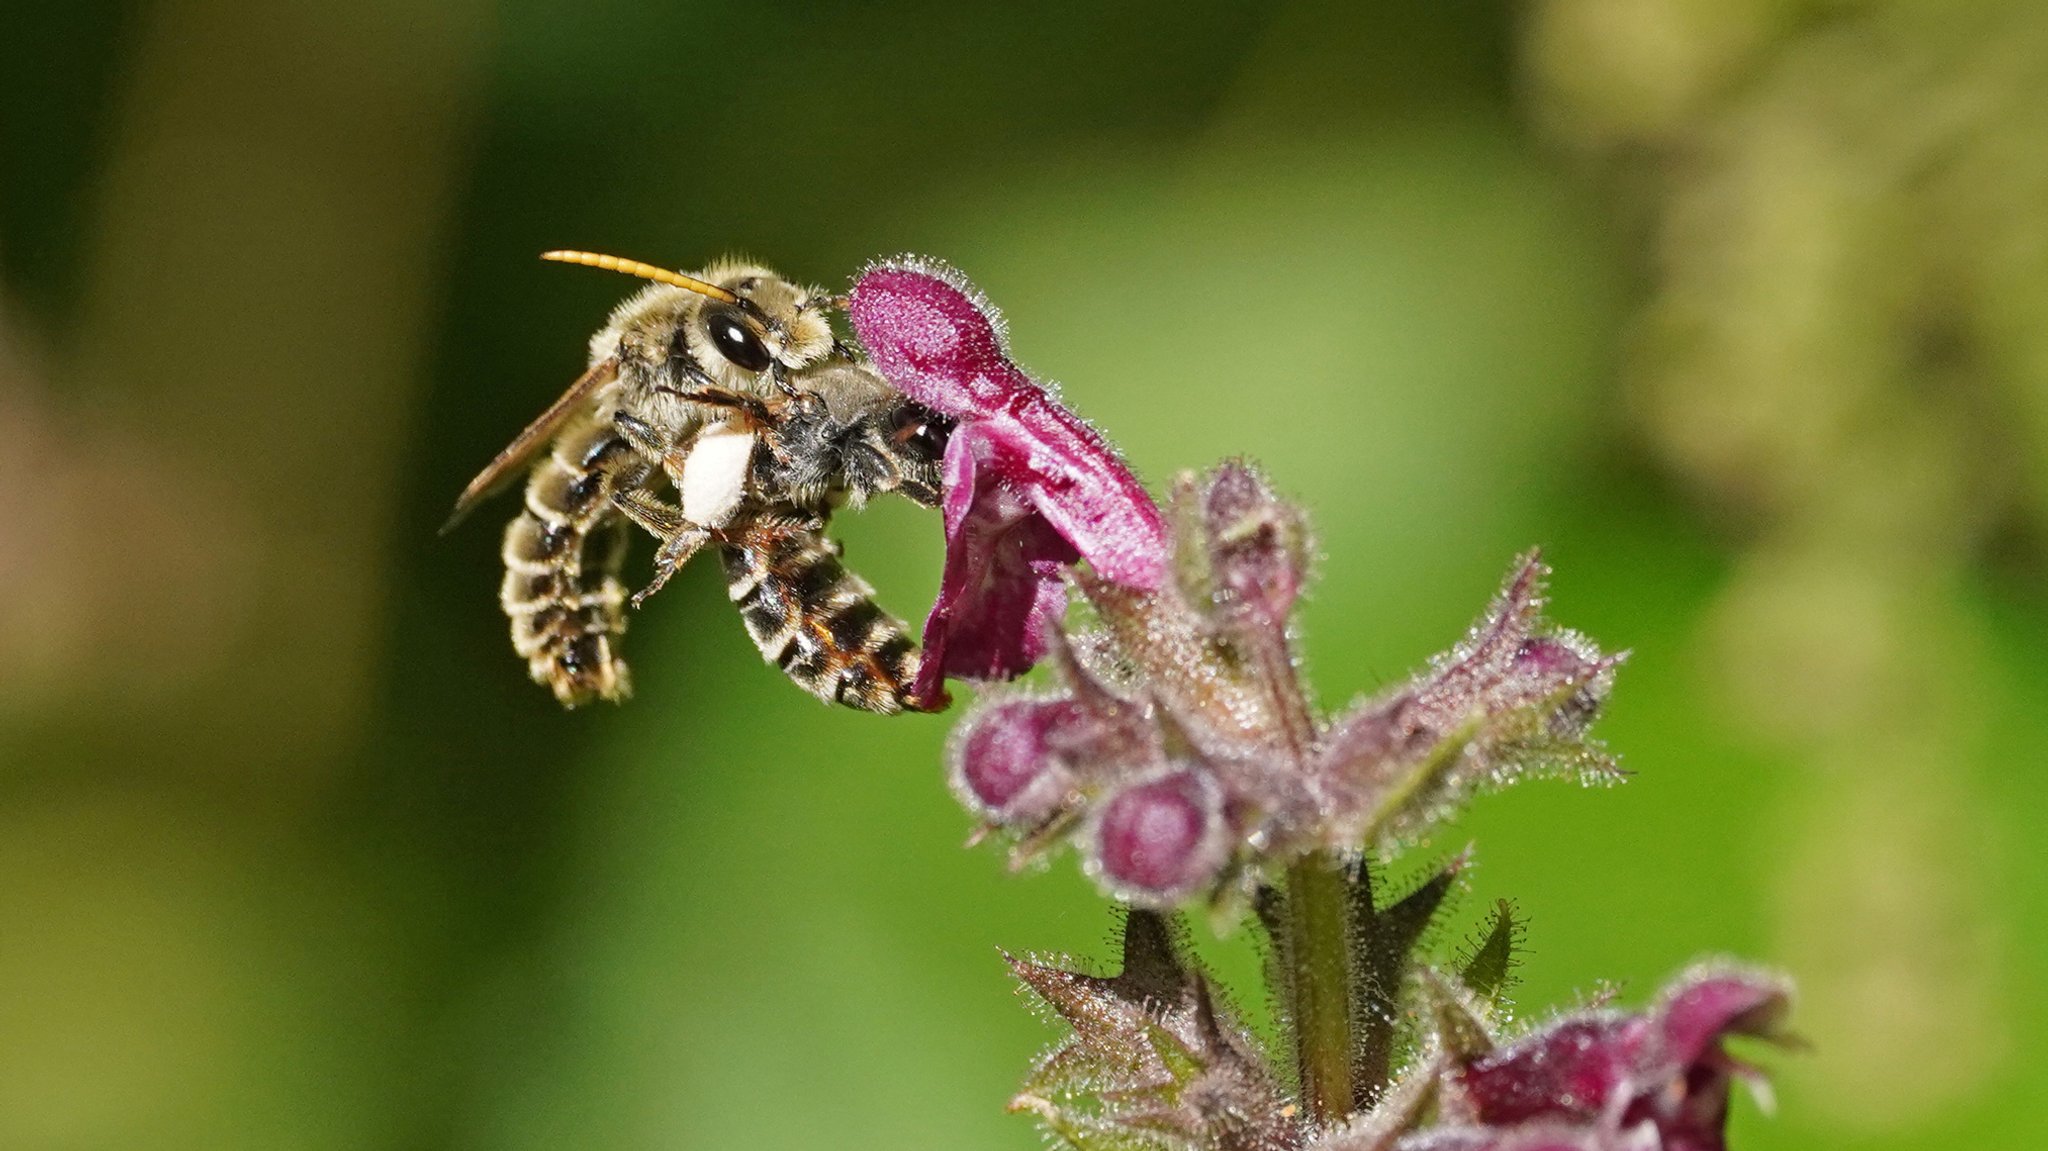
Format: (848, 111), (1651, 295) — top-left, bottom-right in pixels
(445, 251), (950, 713)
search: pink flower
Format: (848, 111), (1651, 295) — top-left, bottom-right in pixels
(1422, 967), (1792, 1151)
(847, 259), (1168, 706)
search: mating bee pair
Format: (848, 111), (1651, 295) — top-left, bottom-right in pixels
(446, 252), (951, 714)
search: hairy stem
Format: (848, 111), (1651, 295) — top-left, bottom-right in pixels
(1283, 850), (1356, 1125)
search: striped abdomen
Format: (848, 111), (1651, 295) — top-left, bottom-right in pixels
(721, 519), (925, 714)
(500, 416), (645, 706)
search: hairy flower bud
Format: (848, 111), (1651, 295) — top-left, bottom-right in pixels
(1201, 459), (1310, 633)
(1318, 553), (1625, 847)
(1089, 768), (1231, 905)
(951, 696), (1084, 825)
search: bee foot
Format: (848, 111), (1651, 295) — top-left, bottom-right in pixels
(633, 527), (708, 608)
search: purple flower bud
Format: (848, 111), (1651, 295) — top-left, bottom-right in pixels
(1088, 768), (1228, 905)
(1318, 552), (1625, 844)
(1509, 636), (1592, 679)
(1202, 460), (1308, 631)
(950, 696), (1084, 825)
(848, 260), (1169, 702)
(1420, 557), (1619, 722)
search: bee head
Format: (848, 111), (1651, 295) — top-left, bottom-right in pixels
(543, 249), (834, 388)
(702, 267), (837, 375)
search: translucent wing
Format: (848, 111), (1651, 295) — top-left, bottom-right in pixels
(441, 357), (620, 533)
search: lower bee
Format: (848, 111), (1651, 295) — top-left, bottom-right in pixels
(445, 251), (950, 713)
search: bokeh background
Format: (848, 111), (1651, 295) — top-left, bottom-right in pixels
(4, 1), (2045, 1147)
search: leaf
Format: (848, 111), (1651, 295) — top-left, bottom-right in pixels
(1363, 852), (1469, 982)
(1457, 900), (1524, 1005)
(1347, 853), (1464, 1110)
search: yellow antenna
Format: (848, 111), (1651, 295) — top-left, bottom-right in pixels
(540, 250), (741, 304)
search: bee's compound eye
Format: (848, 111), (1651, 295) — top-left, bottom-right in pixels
(705, 310), (773, 373)
(891, 404), (952, 456)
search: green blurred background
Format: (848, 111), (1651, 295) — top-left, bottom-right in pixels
(3, 0), (2045, 1147)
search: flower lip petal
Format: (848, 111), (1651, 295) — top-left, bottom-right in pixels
(910, 426), (1080, 702)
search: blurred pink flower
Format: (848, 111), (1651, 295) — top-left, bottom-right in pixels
(1415, 967), (1792, 1151)
(847, 259), (1167, 706)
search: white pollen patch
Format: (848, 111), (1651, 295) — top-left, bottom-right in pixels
(680, 424), (756, 528)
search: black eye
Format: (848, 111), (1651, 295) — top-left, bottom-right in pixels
(891, 404), (952, 456)
(705, 310), (772, 373)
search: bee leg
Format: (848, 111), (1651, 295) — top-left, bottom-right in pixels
(612, 410), (673, 459)
(635, 526), (710, 608)
(655, 382), (776, 425)
(612, 487), (685, 537)
(611, 488), (711, 607)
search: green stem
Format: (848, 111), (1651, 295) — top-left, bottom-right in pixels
(1283, 850), (1355, 1125)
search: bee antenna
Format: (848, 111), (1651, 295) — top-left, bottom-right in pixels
(540, 250), (742, 305)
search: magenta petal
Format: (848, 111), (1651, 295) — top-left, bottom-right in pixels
(1396, 1129), (1625, 1151)
(1457, 1016), (1646, 1128)
(849, 260), (1167, 595)
(1640, 971), (1792, 1151)
(849, 261), (1170, 697)
(1449, 968), (1788, 1151)
(1657, 971), (1791, 1065)
(844, 262), (1018, 413)
(913, 426), (1080, 701)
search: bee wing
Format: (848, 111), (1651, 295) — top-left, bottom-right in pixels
(441, 358), (620, 534)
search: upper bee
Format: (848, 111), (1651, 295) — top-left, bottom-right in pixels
(448, 251), (949, 711)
